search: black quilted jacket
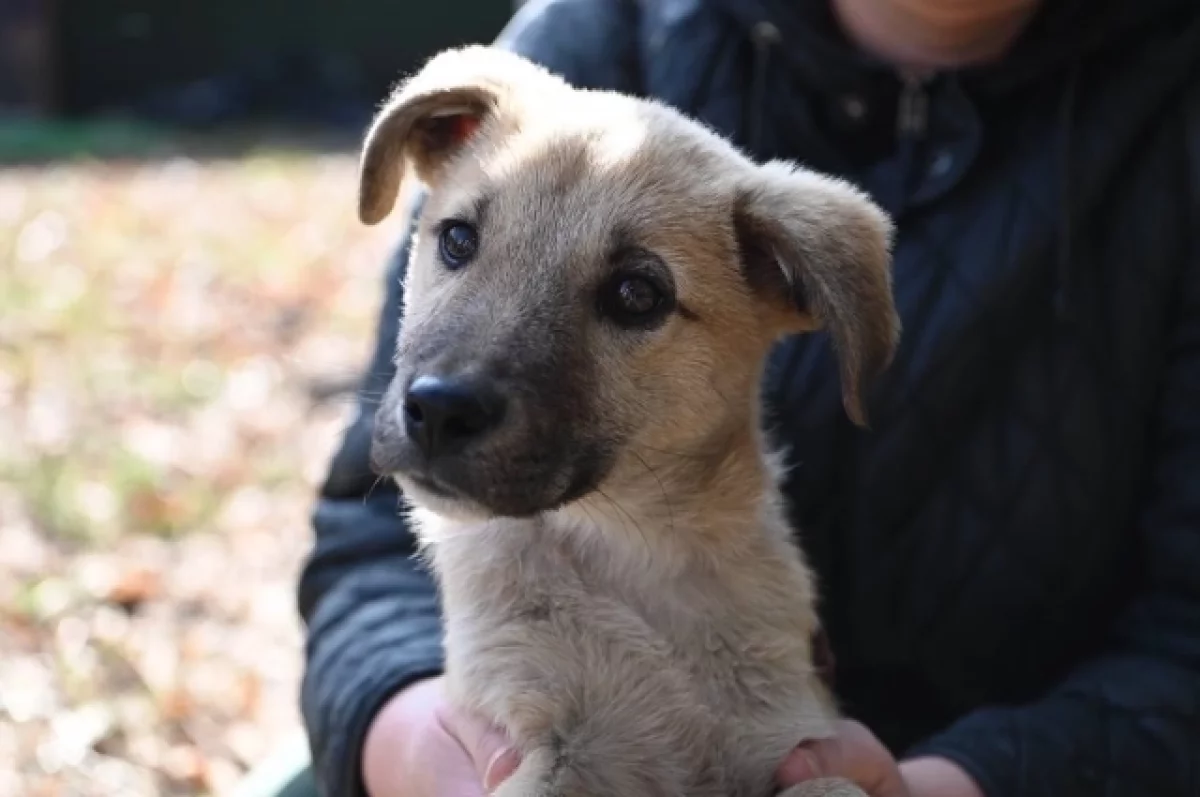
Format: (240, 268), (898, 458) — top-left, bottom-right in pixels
(298, 1), (1200, 795)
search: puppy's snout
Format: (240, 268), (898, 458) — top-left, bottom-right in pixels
(402, 374), (506, 459)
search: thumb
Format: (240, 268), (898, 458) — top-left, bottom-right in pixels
(438, 703), (521, 792)
(777, 720), (899, 794)
(777, 720), (874, 787)
(777, 739), (848, 786)
(481, 744), (521, 792)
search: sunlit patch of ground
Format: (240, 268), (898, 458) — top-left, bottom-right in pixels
(0, 139), (411, 796)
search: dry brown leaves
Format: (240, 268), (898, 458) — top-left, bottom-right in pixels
(0, 146), (412, 796)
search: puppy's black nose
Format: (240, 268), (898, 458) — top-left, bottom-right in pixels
(402, 375), (506, 458)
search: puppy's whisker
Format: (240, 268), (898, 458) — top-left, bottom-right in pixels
(709, 384), (736, 417)
(363, 473), (388, 503)
(320, 396), (380, 411)
(595, 487), (650, 551)
(585, 490), (620, 531)
(633, 451), (675, 536)
(575, 498), (603, 533)
(631, 443), (723, 463)
(355, 390), (390, 402)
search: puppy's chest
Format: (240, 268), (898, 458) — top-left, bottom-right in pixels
(430, 525), (829, 783)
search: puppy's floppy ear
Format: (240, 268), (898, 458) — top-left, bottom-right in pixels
(358, 46), (553, 225)
(733, 162), (900, 427)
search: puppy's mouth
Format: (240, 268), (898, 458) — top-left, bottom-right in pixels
(408, 460), (607, 518)
(379, 442), (612, 520)
(371, 372), (615, 518)
(407, 472), (457, 500)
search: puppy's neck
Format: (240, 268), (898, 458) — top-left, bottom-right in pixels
(552, 409), (789, 572)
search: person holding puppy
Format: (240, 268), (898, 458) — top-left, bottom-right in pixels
(295, 1), (1200, 796)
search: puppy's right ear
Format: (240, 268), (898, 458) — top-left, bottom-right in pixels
(734, 162), (899, 427)
(358, 46), (545, 225)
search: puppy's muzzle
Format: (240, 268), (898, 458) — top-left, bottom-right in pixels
(401, 374), (507, 459)
(372, 358), (610, 517)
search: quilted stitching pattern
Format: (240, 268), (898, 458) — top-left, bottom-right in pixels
(298, 2), (1200, 795)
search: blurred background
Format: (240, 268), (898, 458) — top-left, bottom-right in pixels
(0, 2), (520, 795)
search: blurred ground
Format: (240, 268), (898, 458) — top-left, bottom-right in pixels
(0, 126), (411, 797)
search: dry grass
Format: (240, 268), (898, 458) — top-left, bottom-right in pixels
(0, 139), (412, 796)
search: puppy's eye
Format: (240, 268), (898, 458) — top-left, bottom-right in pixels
(438, 222), (479, 268)
(615, 277), (660, 314)
(599, 273), (670, 327)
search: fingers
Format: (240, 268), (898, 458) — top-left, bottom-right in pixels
(361, 677), (521, 797)
(778, 745), (832, 786)
(778, 720), (868, 784)
(777, 720), (905, 797)
(436, 699), (521, 792)
(482, 747), (521, 792)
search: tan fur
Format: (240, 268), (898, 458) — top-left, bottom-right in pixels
(360, 45), (900, 797)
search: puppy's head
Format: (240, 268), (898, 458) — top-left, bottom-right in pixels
(361, 46), (898, 520)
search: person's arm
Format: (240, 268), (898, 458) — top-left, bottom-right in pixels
(903, 95), (1200, 797)
(297, 3), (643, 795)
(298, 193), (440, 797)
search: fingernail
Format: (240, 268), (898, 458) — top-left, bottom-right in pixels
(798, 748), (822, 777)
(780, 746), (822, 785)
(483, 748), (517, 793)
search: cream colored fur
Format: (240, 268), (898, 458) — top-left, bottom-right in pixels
(358, 45), (900, 797)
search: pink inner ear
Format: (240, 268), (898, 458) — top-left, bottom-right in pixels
(448, 114), (480, 144)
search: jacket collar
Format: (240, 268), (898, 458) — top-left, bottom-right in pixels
(646, 0), (1196, 96)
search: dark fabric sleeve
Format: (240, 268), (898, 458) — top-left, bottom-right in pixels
(298, 194), (443, 797)
(296, 4), (643, 796)
(905, 99), (1200, 797)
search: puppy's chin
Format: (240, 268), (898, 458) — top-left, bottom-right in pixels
(393, 453), (610, 521)
(395, 474), (499, 523)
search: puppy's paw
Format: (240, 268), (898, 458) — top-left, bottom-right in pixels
(779, 777), (869, 797)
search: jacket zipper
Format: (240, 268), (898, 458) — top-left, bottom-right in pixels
(828, 72), (933, 638)
(891, 71), (932, 210)
(896, 71), (931, 138)
(747, 20), (781, 151)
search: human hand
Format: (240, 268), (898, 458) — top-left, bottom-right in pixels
(776, 719), (984, 797)
(776, 719), (910, 797)
(361, 676), (521, 797)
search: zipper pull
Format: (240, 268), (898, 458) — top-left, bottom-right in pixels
(751, 20), (781, 49)
(747, 21), (781, 152)
(896, 72), (930, 139)
(887, 71), (933, 213)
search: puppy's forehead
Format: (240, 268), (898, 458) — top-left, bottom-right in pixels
(436, 101), (738, 246)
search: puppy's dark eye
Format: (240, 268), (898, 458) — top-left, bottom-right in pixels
(439, 222), (479, 268)
(615, 277), (660, 314)
(599, 273), (670, 327)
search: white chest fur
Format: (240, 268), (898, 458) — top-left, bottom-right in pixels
(411, 505), (838, 797)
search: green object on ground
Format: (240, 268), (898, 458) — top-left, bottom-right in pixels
(273, 767), (319, 797)
(230, 734), (316, 797)
(0, 116), (173, 163)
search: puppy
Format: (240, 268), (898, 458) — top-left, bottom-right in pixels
(361, 46), (899, 797)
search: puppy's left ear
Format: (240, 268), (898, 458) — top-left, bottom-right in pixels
(734, 162), (900, 427)
(358, 46), (560, 225)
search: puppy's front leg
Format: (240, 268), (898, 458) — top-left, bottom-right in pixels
(779, 777), (869, 797)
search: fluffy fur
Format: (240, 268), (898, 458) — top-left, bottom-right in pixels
(360, 45), (899, 797)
